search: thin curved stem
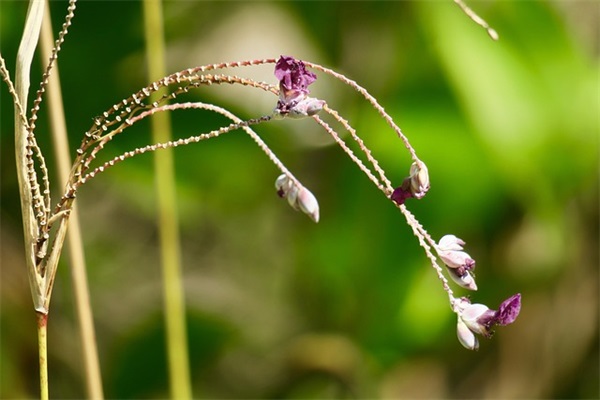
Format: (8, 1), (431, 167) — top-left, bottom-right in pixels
(304, 60), (420, 162)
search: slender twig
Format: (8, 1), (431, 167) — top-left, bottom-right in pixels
(398, 204), (456, 306)
(321, 105), (393, 193)
(29, 0), (77, 133)
(74, 74), (276, 187)
(79, 115), (271, 185)
(304, 61), (419, 162)
(312, 114), (387, 194)
(0, 55), (30, 129)
(453, 0), (499, 40)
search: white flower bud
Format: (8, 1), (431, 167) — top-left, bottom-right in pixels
(274, 174), (320, 223)
(409, 160), (429, 199)
(457, 317), (479, 350)
(290, 97), (325, 118)
(447, 268), (478, 291)
(297, 187), (320, 223)
(287, 185), (300, 210)
(438, 235), (465, 251)
(439, 249), (475, 270)
(460, 303), (493, 336)
(275, 174), (291, 196)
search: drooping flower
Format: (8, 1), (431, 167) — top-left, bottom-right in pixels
(455, 294), (522, 350)
(275, 174), (320, 223)
(390, 160), (430, 205)
(273, 55), (324, 118)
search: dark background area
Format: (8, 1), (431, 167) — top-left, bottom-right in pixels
(1, 1), (598, 398)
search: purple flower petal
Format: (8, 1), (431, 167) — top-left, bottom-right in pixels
(275, 55), (317, 93)
(391, 179), (413, 205)
(391, 185), (412, 205)
(496, 293), (521, 326)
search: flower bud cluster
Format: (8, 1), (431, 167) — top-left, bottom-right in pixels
(391, 160), (430, 205)
(275, 174), (320, 223)
(436, 234), (477, 291)
(273, 56), (325, 119)
(455, 294), (521, 350)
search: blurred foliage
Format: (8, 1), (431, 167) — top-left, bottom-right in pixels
(1, 0), (598, 399)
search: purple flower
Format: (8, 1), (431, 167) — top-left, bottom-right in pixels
(455, 294), (522, 350)
(273, 56), (324, 118)
(390, 182), (413, 205)
(496, 293), (522, 325)
(275, 55), (317, 96)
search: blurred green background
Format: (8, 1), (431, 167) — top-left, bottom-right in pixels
(1, 1), (598, 398)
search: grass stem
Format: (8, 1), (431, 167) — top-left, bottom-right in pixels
(36, 312), (49, 400)
(40, 4), (104, 398)
(142, 0), (192, 398)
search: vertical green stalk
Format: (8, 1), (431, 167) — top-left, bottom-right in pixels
(36, 312), (49, 400)
(142, 1), (192, 399)
(40, 3), (104, 399)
